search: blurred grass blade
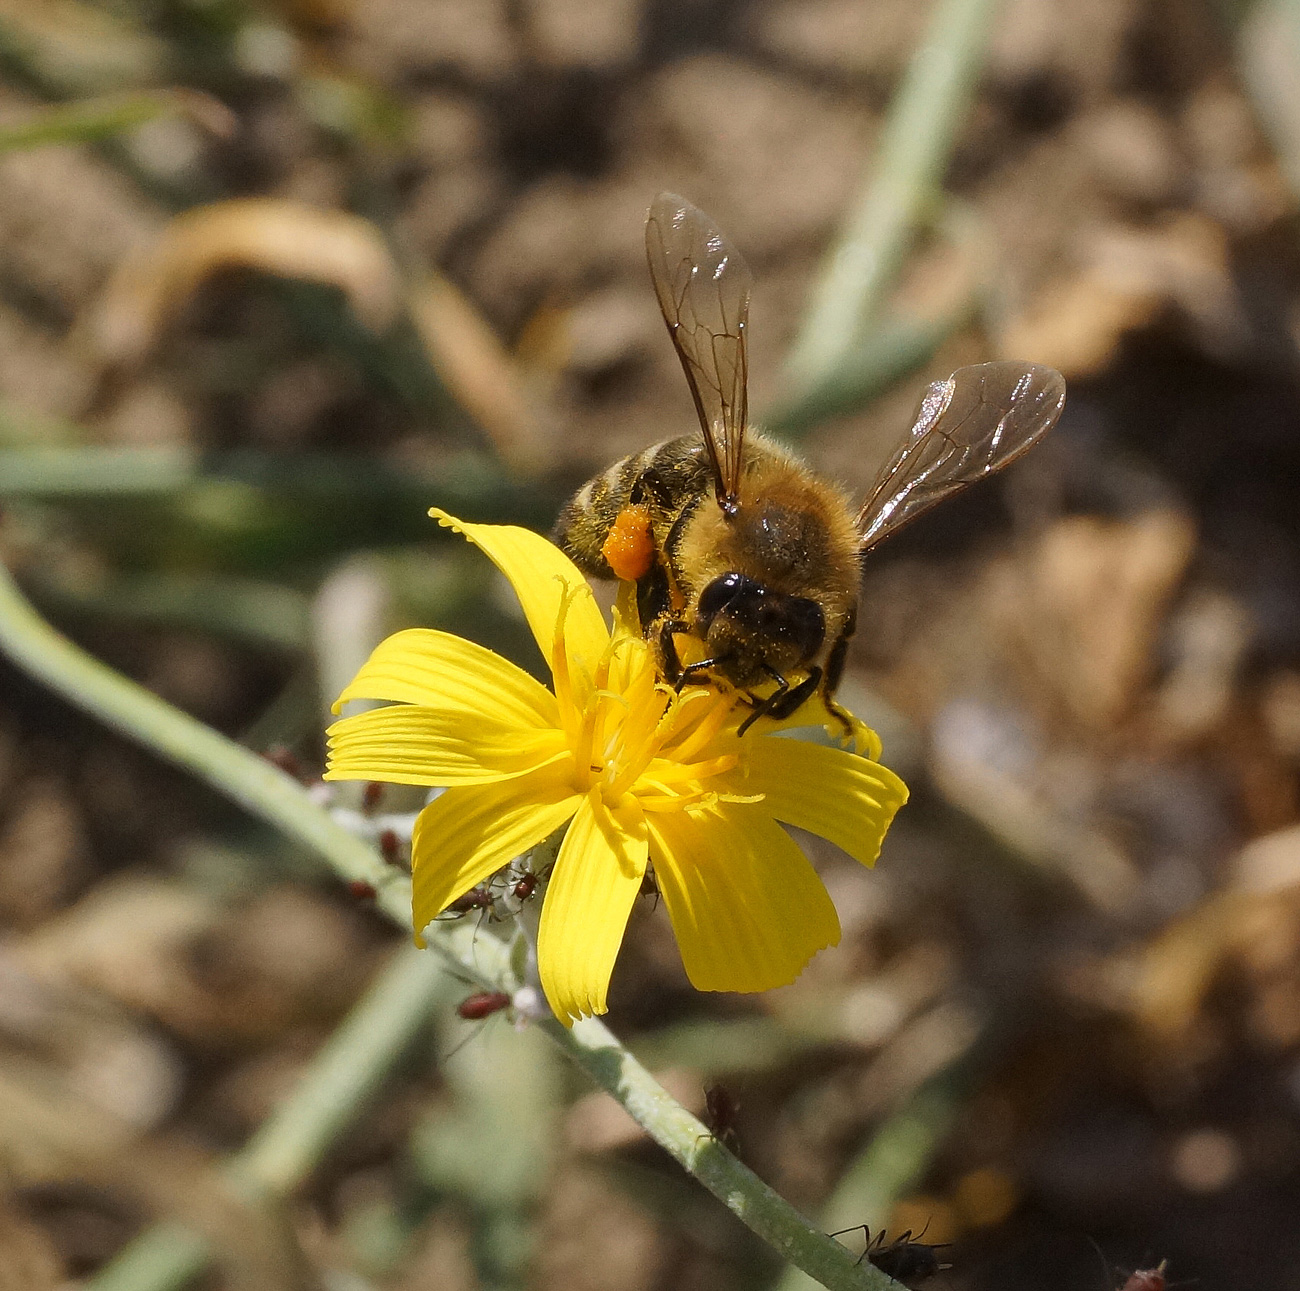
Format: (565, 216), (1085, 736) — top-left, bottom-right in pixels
(781, 0), (1000, 401)
(0, 444), (198, 492)
(27, 568), (311, 651)
(90, 944), (455, 1291)
(766, 306), (971, 441)
(84, 198), (405, 371)
(0, 88), (235, 153)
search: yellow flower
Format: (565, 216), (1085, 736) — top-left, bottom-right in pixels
(326, 511), (908, 1025)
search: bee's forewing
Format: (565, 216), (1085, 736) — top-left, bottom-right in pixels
(646, 193), (751, 512)
(855, 362), (1067, 552)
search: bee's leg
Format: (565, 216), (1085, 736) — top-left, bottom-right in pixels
(655, 616), (692, 684)
(737, 664), (819, 735)
(765, 666), (821, 720)
(819, 608), (858, 739)
(675, 655), (725, 692)
(635, 562), (672, 637)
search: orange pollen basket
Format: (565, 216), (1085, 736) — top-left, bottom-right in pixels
(601, 505), (656, 581)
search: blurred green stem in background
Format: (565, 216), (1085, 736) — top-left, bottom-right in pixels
(0, 560), (900, 1291)
(766, 306), (973, 441)
(0, 88), (234, 153)
(90, 944), (454, 1291)
(773, 1033), (992, 1291)
(781, 0), (1000, 403)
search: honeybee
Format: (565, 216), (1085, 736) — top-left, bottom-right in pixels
(555, 193), (1066, 733)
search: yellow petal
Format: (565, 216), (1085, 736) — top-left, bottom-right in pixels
(537, 792), (647, 1025)
(334, 628), (558, 729)
(410, 769), (581, 942)
(432, 510), (609, 672)
(732, 738), (908, 868)
(647, 804), (840, 993)
(326, 705), (569, 786)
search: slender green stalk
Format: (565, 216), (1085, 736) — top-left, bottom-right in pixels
(0, 563), (899, 1290)
(548, 1015), (897, 1291)
(781, 0), (1000, 399)
(0, 556), (410, 922)
(90, 945), (453, 1291)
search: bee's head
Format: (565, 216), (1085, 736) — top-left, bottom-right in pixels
(694, 571), (825, 686)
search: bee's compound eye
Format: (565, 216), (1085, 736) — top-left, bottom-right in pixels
(697, 572), (752, 630)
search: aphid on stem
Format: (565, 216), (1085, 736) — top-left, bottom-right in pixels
(830, 1223), (951, 1284)
(437, 886), (494, 919)
(378, 828), (403, 866)
(456, 991), (512, 1021)
(703, 1083), (740, 1149)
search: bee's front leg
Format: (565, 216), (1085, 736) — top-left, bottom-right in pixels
(763, 666), (821, 721)
(655, 615), (692, 684)
(819, 609), (858, 740)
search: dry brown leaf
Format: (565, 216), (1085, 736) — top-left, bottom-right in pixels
(85, 198), (404, 369)
(991, 509), (1197, 731)
(999, 214), (1246, 375)
(1128, 826), (1300, 1044)
(407, 270), (547, 469)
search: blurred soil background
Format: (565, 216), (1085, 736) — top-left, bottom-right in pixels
(4, 0), (1300, 1288)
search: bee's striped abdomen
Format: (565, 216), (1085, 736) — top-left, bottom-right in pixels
(553, 437), (708, 579)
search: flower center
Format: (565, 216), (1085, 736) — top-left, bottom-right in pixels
(549, 584), (746, 808)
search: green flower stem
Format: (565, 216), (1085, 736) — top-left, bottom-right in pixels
(781, 0), (1000, 399)
(89, 944), (453, 1291)
(0, 556), (412, 924)
(230, 945), (451, 1202)
(0, 561), (899, 1290)
(547, 1015), (898, 1291)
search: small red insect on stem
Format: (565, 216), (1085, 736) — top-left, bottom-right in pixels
(263, 745), (304, 780)
(438, 887), (494, 918)
(457, 991), (511, 1020)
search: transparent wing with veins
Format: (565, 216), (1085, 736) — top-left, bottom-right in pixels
(646, 192), (752, 514)
(856, 362), (1067, 552)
